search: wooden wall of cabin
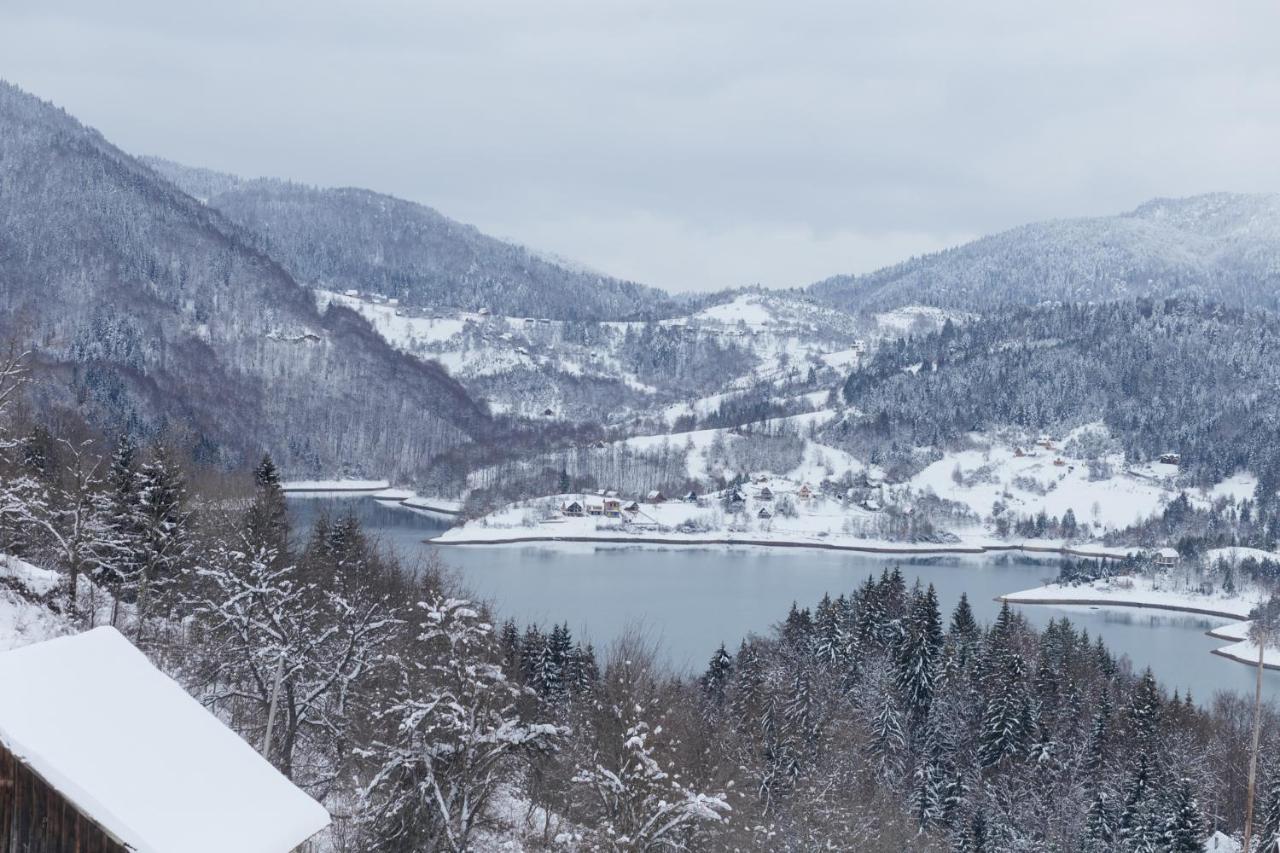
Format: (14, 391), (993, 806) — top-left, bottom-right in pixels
(0, 744), (129, 853)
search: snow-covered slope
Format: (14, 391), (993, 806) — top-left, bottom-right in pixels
(322, 289), (867, 424)
(812, 192), (1280, 313)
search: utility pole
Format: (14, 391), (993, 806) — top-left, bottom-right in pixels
(261, 651), (286, 760)
(1244, 634), (1269, 852)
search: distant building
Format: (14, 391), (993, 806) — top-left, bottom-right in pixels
(797, 484), (813, 500)
(0, 628), (329, 853)
(1159, 452), (1182, 466)
(564, 501), (585, 517)
(758, 506), (773, 519)
(757, 487), (774, 501)
(1155, 547), (1180, 568)
(1053, 458), (1066, 467)
(682, 490), (699, 502)
(603, 497), (623, 518)
(624, 501), (641, 513)
(646, 490), (665, 503)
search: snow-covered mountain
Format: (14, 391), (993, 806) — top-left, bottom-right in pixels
(322, 289), (868, 426)
(811, 193), (1280, 313)
(144, 157), (677, 322)
(0, 82), (488, 478)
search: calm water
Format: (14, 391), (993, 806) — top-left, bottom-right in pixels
(290, 496), (1280, 702)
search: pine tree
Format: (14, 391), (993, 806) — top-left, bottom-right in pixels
(1083, 690), (1112, 779)
(895, 583), (943, 728)
(1082, 790), (1117, 850)
(1161, 777), (1206, 852)
(132, 446), (193, 636)
(701, 643), (734, 710)
(978, 650), (1029, 768)
(950, 592), (979, 644)
(869, 689), (907, 782)
(1260, 765), (1280, 851)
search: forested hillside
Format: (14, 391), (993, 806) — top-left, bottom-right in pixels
(812, 194), (1280, 313)
(832, 299), (1280, 496)
(0, 82), (489, 478)
(145, 157), (677, 321)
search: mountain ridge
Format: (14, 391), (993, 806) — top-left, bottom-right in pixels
(144, 157), (678, 322)
(810, 191), (1280, 313)
(0, 80), (488, 480)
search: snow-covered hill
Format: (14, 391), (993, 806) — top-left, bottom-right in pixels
(322, 290), (867, 424)
(811, 192), (1280, 313)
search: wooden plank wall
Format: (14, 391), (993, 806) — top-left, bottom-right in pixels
(0, 744), (130, 853)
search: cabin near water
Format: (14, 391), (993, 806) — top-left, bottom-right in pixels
(0, 628), (329, 853)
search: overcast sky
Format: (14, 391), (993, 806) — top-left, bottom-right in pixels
(4, 1), (1279, 292)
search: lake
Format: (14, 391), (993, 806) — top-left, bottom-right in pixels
(289, 496), (1280, 702)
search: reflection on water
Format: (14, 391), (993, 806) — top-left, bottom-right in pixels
(288, 496), (1280, 702)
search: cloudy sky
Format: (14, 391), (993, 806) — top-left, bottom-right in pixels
(4, 1), (1278, 291)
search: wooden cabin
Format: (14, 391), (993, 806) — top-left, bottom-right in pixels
(603, 498), (623, 517)
(757, 487), (774, 501)
(646, 490), (665, 504)
(1155, 547), (1180, 568)
(758, 507), (774, 519)
(0, 628), (329, 853)
(624, 501), (641, 513)
(797, 484), (813, 500)
(564, 501), (585, 517)
(1159, 452), (1182, 466)
(682, 490), (699, 503)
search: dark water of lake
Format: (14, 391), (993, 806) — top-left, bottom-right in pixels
(289, 496), (1280, 702)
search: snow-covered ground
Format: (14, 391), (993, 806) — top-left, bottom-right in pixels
(903, 426), (1256, 534)
(0, 555), (72, 652)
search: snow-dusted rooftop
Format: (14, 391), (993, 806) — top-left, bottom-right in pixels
(0, 627), (330, 853)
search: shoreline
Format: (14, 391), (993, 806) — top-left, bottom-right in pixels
(429, 533), (1128, 560)
(1210, 647), (1280, 672)
(995, 595), (1247, 621)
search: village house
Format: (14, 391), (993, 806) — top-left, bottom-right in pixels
(0, 628), (330, 853)
(646, 490), (665, 504)
(603, 497), (623, 517)
(624, 501), (641, 513)
(682, 490), (699, 503)
(757, 486), (774, 501)
(1155, 547), (1180, 568)
(1159, 452), (1182, 466)
(563, 500), (585, 517)
(797, 484), (813, 500)
(758, 506), (773, 519)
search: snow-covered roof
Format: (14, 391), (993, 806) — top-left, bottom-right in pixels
(0, 627), (330, 853)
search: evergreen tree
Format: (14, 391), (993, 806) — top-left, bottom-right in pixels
(1161, 777), (1206, 853)
(132, 446), (193, 635)
(701, 643), (734, 710)
(895, 583), (943, 727)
